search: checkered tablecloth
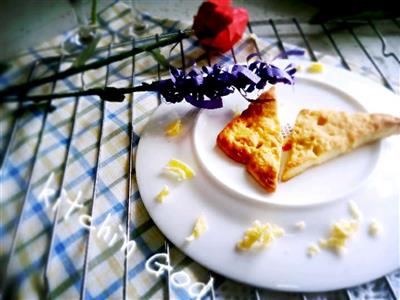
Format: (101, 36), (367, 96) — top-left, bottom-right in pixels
(0, 1), (399, 299)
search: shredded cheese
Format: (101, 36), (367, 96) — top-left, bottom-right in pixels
(368, 219), (383, 237)
(155, 185), (169, 203)
(319, 219), (359, 255)
(165, 119), (183, 137)
(307, 244), (320, 257)
(348, 201), (363, 220)
(163, 159), (195, 181)
(307, 62), (324, 73)
(294, 221), (306, 231)
(186, 216), (208, 242)
(236, 220), (285, 251)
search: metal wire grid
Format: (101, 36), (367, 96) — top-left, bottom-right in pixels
(1, 17), (399, 300)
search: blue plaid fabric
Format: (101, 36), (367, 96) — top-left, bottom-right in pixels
(0, 2), (399, 299)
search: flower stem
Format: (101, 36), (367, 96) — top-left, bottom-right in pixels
(2, 85), (151, 103)
(0, 31), (190, 98)
(90, 0), (98, 25)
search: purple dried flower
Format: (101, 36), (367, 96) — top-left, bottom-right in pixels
(142, 55), (296, 109)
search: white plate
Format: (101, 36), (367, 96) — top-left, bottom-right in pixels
(136, 60), (400, 292)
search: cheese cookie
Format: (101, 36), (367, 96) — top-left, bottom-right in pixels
(217, 87), (282, 192)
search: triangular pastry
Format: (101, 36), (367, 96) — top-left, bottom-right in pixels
(216, 87), (282, 192)
(281, 109), (400, 181)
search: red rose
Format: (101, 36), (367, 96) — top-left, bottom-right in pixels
(193, 0), (249, 53)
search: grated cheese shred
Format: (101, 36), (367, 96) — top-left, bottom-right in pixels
(307, 244), (320, 257)
(348, 201), (363, 220)
(294, 221), (306, 231)
(307, 62), (324, 73)
(186, 216), (208, 242)
(237, 220), (285, 251)
(155, 185), (170, 203)
(368, 219), (383, 237)
(319, 219), (359, 255)
(163, 159), (195, 181)
(165, 119), (183, 137)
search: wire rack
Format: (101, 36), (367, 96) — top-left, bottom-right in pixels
(1, 15), (399, 300)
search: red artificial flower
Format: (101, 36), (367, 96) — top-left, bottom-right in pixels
(193, 0), (249, 53)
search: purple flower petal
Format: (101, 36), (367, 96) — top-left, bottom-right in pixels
(144, 54), (296, 109)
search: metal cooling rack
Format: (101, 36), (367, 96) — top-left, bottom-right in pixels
(1, 16), (399, 300)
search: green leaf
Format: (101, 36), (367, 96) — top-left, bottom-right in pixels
(73, 35), (100, 67)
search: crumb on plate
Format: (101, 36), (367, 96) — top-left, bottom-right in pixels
(155, 185), (170, 203)
(307, 62), (324, 73)
(163, 159), (195, 181)
(165, 119), (183, 137)
(307, 244), (320, 257)
(294, 221), (306, 231)
(236, 220), (285, 251)
(348, 201), (363, 220)
(319, 219), (359, 255)
(368, 219), (383, 237)
(186, 216), (208, 242)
